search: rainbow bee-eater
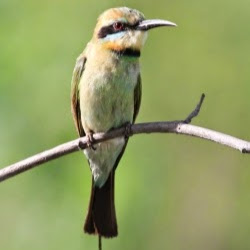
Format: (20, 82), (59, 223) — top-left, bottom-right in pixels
(71, 7), (176, 238)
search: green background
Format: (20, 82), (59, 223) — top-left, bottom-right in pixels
(1, 0), (250, 249)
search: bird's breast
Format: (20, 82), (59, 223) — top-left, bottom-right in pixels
(79, 57), (140, 133)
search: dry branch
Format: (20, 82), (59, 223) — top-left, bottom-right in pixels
(0, 94), (249, 183)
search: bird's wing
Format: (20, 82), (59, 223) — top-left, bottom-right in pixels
(133, 74), (142, 123)
(71, 54), (86, 137)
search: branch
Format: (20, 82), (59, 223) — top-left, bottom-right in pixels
(0, 94), (249, 183)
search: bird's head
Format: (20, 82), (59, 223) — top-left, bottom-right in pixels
(93, 7), (176, 56)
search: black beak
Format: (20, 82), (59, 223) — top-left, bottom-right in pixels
(136, 19), (177, 31)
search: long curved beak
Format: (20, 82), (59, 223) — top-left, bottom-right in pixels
(136, 19), (177, 31)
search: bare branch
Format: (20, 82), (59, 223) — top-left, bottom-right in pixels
(0, 94), (249, 183)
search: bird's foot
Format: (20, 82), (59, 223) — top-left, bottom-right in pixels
(124, 122), (133, 139)
(86, 132), (96, 150)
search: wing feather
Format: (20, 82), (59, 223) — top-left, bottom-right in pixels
(71, 54), (86, 137)
(133, 74), (142, 123)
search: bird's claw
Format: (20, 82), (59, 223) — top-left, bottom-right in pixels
(86, 133), (96, 150)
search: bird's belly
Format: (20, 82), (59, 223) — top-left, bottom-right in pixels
(80, 71), (136, 133)
(83, 92), (133, 132)
(79, 60), (139, 187)
(81, 80), (132, 185)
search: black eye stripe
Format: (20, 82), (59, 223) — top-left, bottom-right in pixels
(98, 22), (138, 39)
(98, 25), (117, 39)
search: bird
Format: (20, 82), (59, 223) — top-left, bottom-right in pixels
(71, 6), (176, 240)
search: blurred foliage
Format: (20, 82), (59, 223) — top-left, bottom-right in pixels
(0, 0), (250, 249)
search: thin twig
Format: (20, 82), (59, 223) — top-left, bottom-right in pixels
(184, 93), (205, 123)
(0, 94), (249, 183)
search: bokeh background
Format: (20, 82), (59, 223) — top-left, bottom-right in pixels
(1, 0), (250, 249)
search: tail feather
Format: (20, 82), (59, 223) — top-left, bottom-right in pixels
(84, 170), (118, 238)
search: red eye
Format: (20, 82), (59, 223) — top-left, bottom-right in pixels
(113, 22), (124, 31)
